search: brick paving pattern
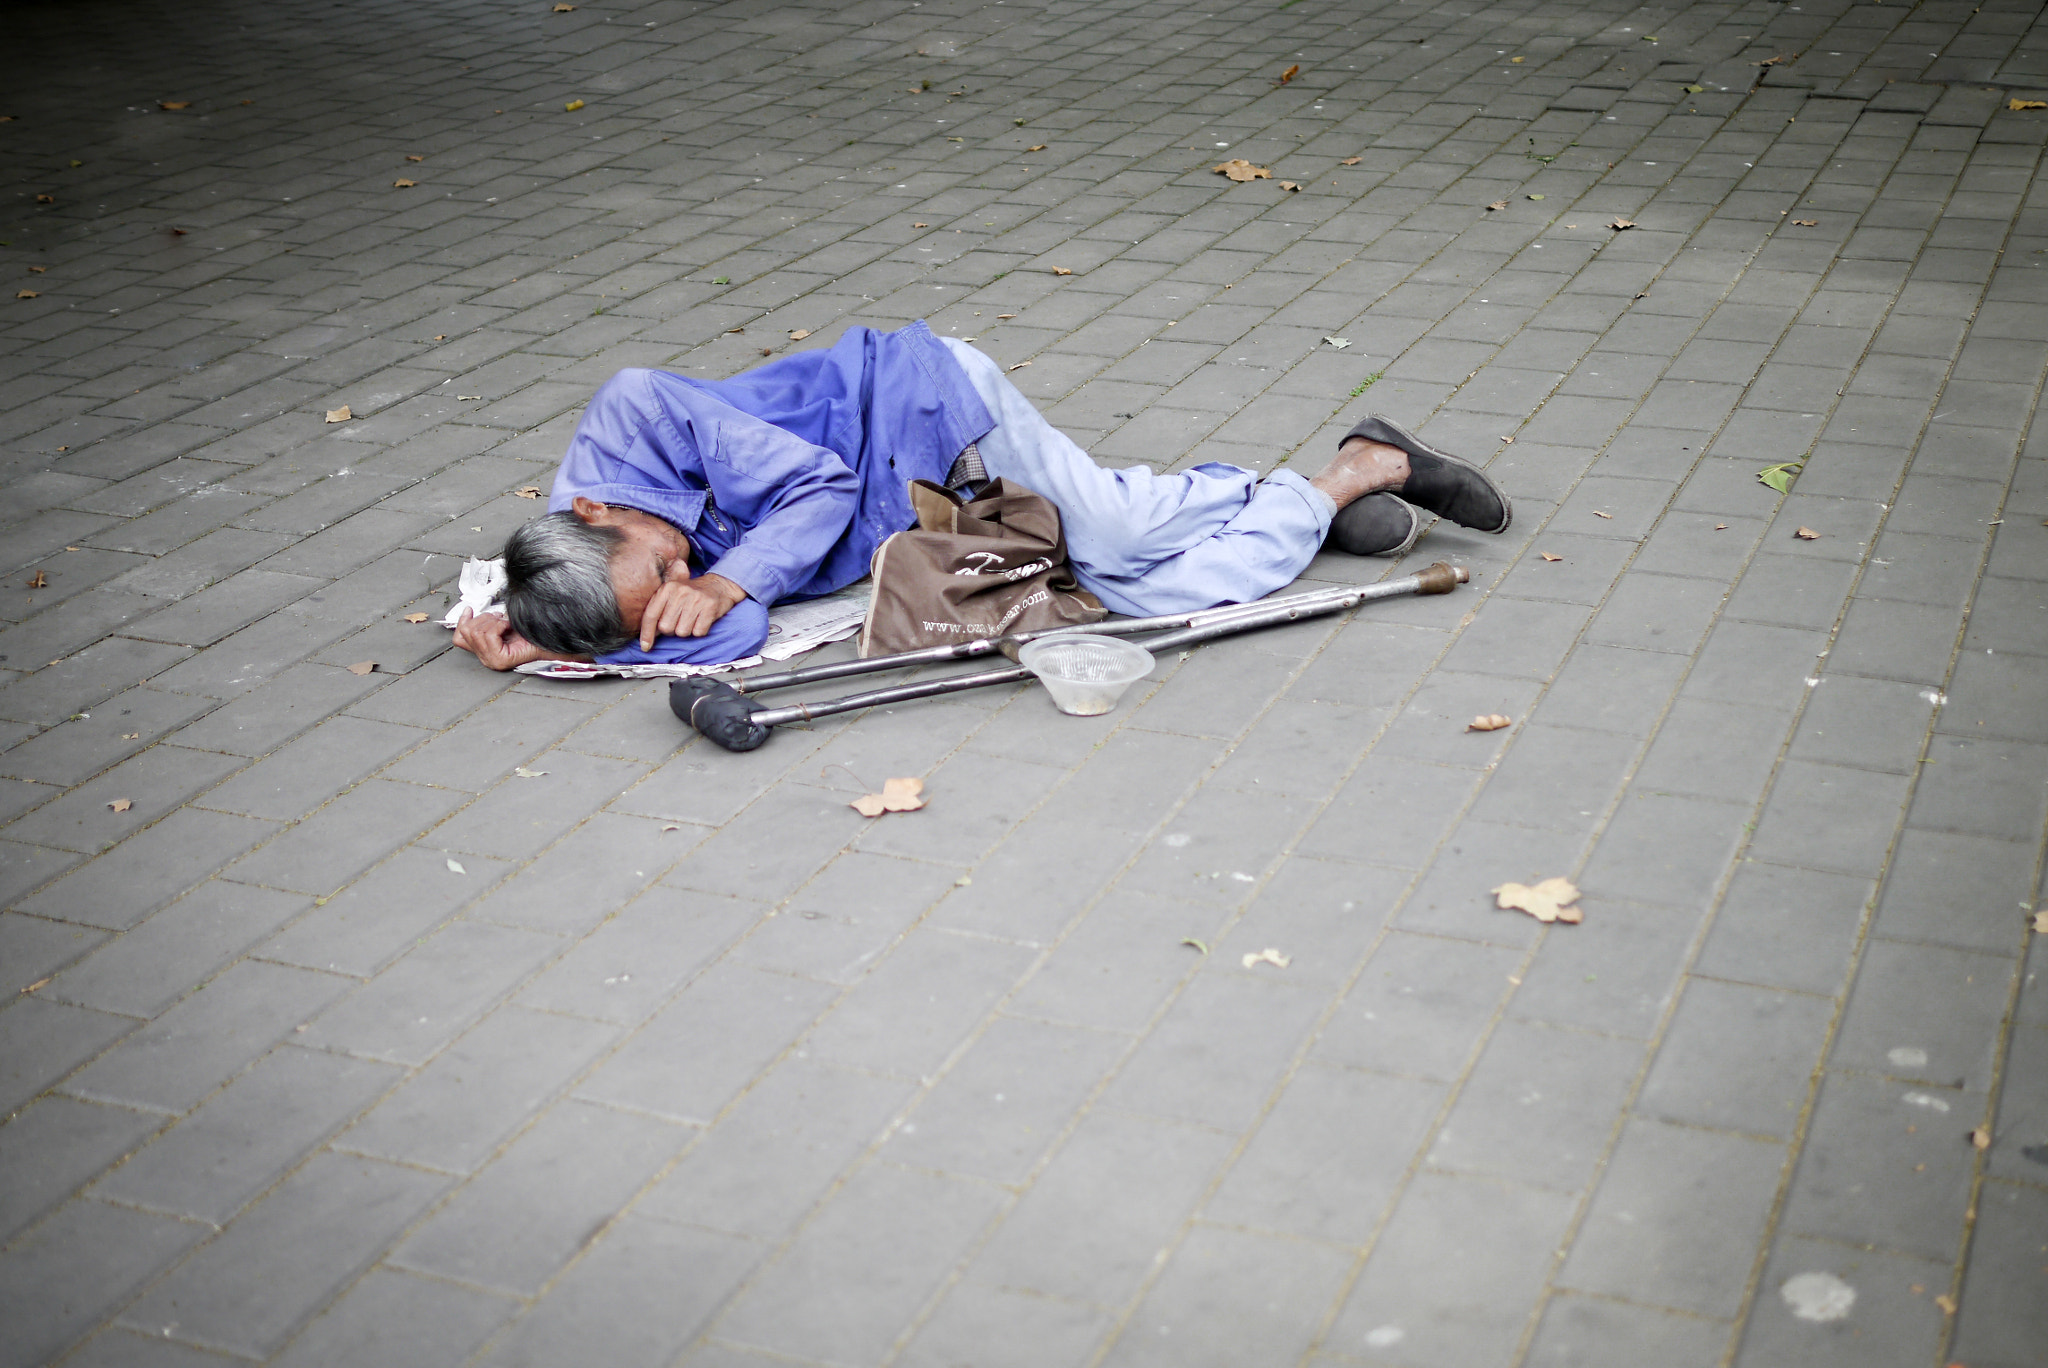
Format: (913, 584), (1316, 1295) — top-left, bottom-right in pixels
(2, 0), (2045, 1363)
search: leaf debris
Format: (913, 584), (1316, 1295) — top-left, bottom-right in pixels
(788, 328), (811, 341)
(107, 798), (133, 813)
(1609, 217), (1635, 230)
(1279, 64), (1300, 83)
(1969, 1126), (1991, 1150)
(1007, 360), (1032, 371)
(1181, 937), (1209, 954)
(27, 570), (47, 588)
(393, 178), (417, 188)
(1243, 947), (1292, 969)
(564, 99), (585, 112)
(1486, 199), (1508, 212)
(514, 485), (542, 498)
(1794, 526), (1821, 540)
(346, 660), (378, 675)
(159, 100), (191, 110)
(1025, 143), (1047, 152)
(1340, 156), (1361, 165)
(1050, 266), (1072, 275)
(850, 776), (925, 818)
(1213, 158), (1273, 182)
(1539, 552), (1563, 562)
(446, 858), (466, 874)
(324, 405), (353, 423)
(1467, 714), (1512, 732)
(2012, 98), (2048, 111)
(1493, 876), (1582, 924)
(402, 612), (430, 623)
(1757, 459), (1804, 492)
(513, 765), (548, 778)
(1790, 218), (1817, 226)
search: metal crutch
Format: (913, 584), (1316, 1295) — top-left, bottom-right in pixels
(671, 562), (1468, 752)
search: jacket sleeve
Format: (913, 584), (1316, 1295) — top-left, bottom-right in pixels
(694, 400), (861, 606)
(593, 597), (771, 667)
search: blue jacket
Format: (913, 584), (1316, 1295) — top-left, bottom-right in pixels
(548, 321), (992, 665)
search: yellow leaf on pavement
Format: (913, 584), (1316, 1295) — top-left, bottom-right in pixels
(1467, 714), (1512, 732)
(2010, 98), (2047, 111)
(564, 99), (585, 112)
(789, 328), (811, 341)
(402, 612), (430, 623)
(1212, 159), (1273, 182)
(1493, 876), (1583, 924)
(393, 178), (417, 188)
(107, 798), (132, 813)
(324, 405), (352, 423)
(346, 660), (377, 676)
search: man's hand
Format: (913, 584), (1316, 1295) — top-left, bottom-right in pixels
(638, 570), (747, 649)
(451, 609), (572, 671)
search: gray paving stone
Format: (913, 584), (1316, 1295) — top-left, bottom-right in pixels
(389, 1097), (691, 1295)
(1638, 977), (1837, 1139)
(514, 885), (762, 1025)
(1734, 1233), (1951, 1368)
(1560, 1117), (1788, 1317)
(474, 1214), (759, 1368)
(1005, 888), (1221, 1036)
(19, 807), (280, 929)
(222, 778), (465, 896)
(92, 1045), (399, 1224)
(1428, 1019), (1645, 1192)
(0, 910), (104, 994)
(2, 744), (245, 855)
(1507, 898), (1700, 1039)
(805, 925), (1035, 1078)
(713, 1160), (1005, 1363)
(1829, 938), (2015, 1092)
(1328, 1172), (1577, 1366)
(0, 996), (136, 1118)
(193, 715), (424, 820)
(334, 1004), (618, 1173)
(1949, 1180), (2048, 1367)
(298, 919), (561, 1066)
(1779, 1071), (1982, 1261)
(1871, 826), (2038, 954)
(118, 1153), (449, 1360)
(1104, 1223), (1355, 1368)
(65, 959), (351, 1113)
(1525, 1294), (1728, 1368)
(0, 1095), (164, 1244)
(0, 1199), (209, 1368)
(271, 1270), (517, 1368)
(0, 686), (216, 788)
(575, 961), (838, 1125)
(641, 1054), (912, 1239)
(898, 1282), (1114, 1368)
(59, 1328), (243, 1368)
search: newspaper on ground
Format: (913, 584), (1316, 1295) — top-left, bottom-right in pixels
(440, 558), (867, 680)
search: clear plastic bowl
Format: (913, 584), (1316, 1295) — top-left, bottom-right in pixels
(1017, 633), (1154, 716)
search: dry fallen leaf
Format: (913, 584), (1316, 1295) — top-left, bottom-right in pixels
(850, 776), (926, 817)
(1279, 63), (1300, 83)
(513, 765), (547, 778)
(1539, 552), (1563, 562)
(912, 221), (928, 228)
(2011, 98), (2048, 111)
(1213, 158), (1273, 182)
(1795, 526), (1821, 540)
(553, 2), (576, 9)
(1243, 947), (1292, 969)
(1755, 54), (1788, 66)
(324, 405), (352, 423)
(34, 195), (54, 204)
(1340, 156), (1361, 165)
(514, 485), (543, 498)
(405, 154), (424, 162)
(1025, 143), (1047, 152)
(446, 858), (466, 874)
(1969, 1126), (1991, 1150)
(1279, 180), (1301, 192)
(1486, 199), (1509, 211)
(2032, 909), (2048, 934)
(1467, 714), (1512, 732)
(1493, 876), (1583, 924)
(27, 570), (47, 588)
(760, 348), (773, 356)
(1715, 523), (1729, 531)
(1181, 937), (1210, 954)
(1591, 510), (1612, 519)
(159, 100), (191, 110)
(402, 612), (430, 623)
(1935, 1294), (1957, 1315)
(27, 265), (45, 272)
(1050, 266), (1072, 275)
(20, 977), (51, 995)
(564, 99), (585, 112)
(121, 732), (139, 740)
(1007, 360), (1032, 371)
(107, 799), (133, 813)
(1790, 218), (1817, 227)
(997, 313), (1016, 319)
(393, 178), (417, 188)
(16, 290), (39, 299)
(1609, 217), (1635, 230)
(788, 328), (811, 341)
(346, 660), (378, 676)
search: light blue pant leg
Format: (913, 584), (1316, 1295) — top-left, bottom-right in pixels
(937, 337), (1332, 616)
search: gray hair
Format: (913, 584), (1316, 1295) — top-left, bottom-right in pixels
(502, 512), (631, 656)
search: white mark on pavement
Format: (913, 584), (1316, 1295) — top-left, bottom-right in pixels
(1888, 1046), (1929, 1069)
(1781, 1271), (1855, 1322)
(1365, 1326), (1405, 1348)
(1902, 1091), (1952, 1113)
(1164, 833), (1190, 847)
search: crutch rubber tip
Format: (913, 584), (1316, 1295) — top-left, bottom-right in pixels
(1415, 561), (1467, 594)
(670, 677), (771, 752)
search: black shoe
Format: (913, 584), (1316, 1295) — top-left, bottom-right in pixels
(1328, 491), (1423, 557)
(1343, 413), (1513, 534)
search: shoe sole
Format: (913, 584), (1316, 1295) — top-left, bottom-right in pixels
(1357, 412), (1514, 534)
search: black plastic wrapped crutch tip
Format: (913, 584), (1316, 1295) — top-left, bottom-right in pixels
(670, 677), (771, 752)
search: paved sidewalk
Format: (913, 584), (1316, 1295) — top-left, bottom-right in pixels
(3, 0), (2046, 1363)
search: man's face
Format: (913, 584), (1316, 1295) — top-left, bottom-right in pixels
(570, 498), (692, 630)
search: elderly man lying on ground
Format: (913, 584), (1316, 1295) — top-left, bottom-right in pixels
(451, 321), (1512, 671)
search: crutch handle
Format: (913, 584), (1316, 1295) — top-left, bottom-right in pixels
(1415, 561), (1469, 594)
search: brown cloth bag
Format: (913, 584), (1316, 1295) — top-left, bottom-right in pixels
(859, 477), (1106, 656)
